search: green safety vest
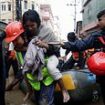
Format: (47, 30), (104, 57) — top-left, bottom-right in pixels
(16, 52), (54, 91)
(16, 52), (24, 65)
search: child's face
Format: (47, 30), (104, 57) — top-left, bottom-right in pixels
(98, 15), (105, 29)
(23, 20), (38, 36)
(13, 36), (25, 49)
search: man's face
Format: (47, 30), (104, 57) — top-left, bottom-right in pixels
(13, 36), (25, 50)
(98, 15), (105, 29)
(23, 20), (38, 35)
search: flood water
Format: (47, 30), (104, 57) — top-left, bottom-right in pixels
(5, 69), (104, 105)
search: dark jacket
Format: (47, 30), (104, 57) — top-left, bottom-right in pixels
(0, 31), (6, 105)
(62, 30), (105, 82)
(62, 30), (105, 52)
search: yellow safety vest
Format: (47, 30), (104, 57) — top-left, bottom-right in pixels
(16, 52), (54, 91)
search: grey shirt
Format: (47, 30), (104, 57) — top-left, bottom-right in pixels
(23, 24), (60, 80)
(37, 24), (59, 42)
(37, 24), (60, 57)
(23, 38), (45, 80)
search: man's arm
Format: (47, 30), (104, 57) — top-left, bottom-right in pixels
(61, 31), (102, 51)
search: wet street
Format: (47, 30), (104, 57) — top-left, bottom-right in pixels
(5, 70), (35, 105)
(5, 69), (104, 105)
(71, 99), (104, 105)
(6, 89), (35, 105)
(5, 89), (104, 105)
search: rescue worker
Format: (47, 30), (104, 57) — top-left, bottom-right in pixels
(22, 9), (70, 104)
(5, 45), (19, 91)
(62, 32), (86, 70)
(60, 9), (105, 105)
(5, 42), (18, 78)
(0, 31), (6, 105)
(5, 20), (70, 105)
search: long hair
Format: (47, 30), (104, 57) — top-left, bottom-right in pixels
(22, 9), (41, 28)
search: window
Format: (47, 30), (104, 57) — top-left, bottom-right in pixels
(8, 2), (11, 11)
(2, 3), (6, 11)
(24, 0), (28, 9)
(2, 5), (4, 11)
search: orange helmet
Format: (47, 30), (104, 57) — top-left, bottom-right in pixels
(87, 52), (105, 75)
(5, 21), (24, 43)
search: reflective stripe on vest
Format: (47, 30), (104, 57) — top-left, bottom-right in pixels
(26, 58), (54, 91)
(26, 66), (54, 91)
(16, 52), (54, 91)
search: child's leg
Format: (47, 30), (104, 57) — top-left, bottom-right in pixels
(6, 69), (23, 91)
(47, 55), (70, 103)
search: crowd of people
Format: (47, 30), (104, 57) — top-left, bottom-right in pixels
(1, 9), (105, 105)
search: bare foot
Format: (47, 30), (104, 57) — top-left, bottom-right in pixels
(62, 90), (70, 103)
(23, 92), (30, 102)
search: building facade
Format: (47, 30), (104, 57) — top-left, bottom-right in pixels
(0, 0), (61, 38)
(81, 0), (105, 35)
(0, 0), (39, 23)
(0, 0), (14, 23)
(39, 3), (61, 39)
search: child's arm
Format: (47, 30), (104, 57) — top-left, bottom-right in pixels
(57, 79), (70, 103)
(47, 56), (70, 103)
(33, 39), (49, 49)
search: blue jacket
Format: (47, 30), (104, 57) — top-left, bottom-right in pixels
(62, 30), (105, 51)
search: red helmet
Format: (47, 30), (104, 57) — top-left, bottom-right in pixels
(87, 52), (105, 75)
(5, 21), (24, 43)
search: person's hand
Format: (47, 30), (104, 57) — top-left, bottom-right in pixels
(59, 41), (64, 46)
(58, 56), (66, 61)
(35, 39), (49, 49)
(62, 56), (67, 61)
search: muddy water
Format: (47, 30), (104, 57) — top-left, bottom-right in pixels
(5, 87), (104, 105)
(5, 68), (104, 105)
(5, 89), (35, 105)
(5, 68), (35, 105)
